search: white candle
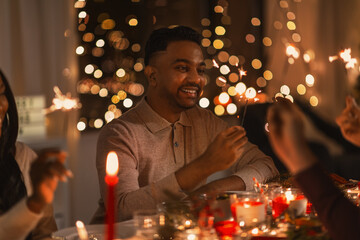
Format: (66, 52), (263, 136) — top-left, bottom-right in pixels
(234, 201), (265, 227)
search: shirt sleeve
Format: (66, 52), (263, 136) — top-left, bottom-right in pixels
(231, 142), (279, 190)
(96, 122), (187, 222)
(295, 163), (360, 240)
(0, 198), (42, 240)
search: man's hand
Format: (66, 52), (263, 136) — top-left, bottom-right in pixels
(200, 126), (248, 173)
(336, 96), (360, 147)
(27, 150), (73, 213)
(175, 126), (248, 192)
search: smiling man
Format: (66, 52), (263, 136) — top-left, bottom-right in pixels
(91, 26), (279, 222)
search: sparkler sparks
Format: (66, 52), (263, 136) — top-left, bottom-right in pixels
(329, 48), (358, 69)
(44, 86), (81, 114)
(238, 66), (247, 80)
(212, 59), (220, 68)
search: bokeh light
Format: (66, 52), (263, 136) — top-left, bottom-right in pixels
(297, 84), (306, 95)
(123, 98), (133, 108)
(226, 103), (237, 115)
(228, 86), (237, 96)
(76, 46), (85, 55)
(199, 97), (210, 108)
(263, 70), (273, 80)
(94, 119), (104, 128)
(220, 65), (231, 75)
(305, 74), (315, 87)
(213, 39), (224, 49)
(251, 59), (262, 69)
(215, 26), (226, 35)
(99, 88), (108, 97)
(77, 121), (86, 131)
(219, 92), (230, 104)
(251, 17), (261, 26)
(96, 39), (105, 47)
(310, 96), (319, 106)
(280, 85), (290, 95)
(236, 82), (246, 95)
(262, 37), (272, 46)
(214, 105), (225, 116)
(85, 64), (95, 74)
(245, 34), (255, 43)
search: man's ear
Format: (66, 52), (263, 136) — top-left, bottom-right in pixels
(144, 65), (157, 87)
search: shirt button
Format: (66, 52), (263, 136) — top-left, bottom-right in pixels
(174, 142), (178, 147)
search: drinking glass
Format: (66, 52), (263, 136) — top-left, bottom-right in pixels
(133, 209), (159, 239)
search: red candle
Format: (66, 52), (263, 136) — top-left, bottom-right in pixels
(105, 151), (119, 240)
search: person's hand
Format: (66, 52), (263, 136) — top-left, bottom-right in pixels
(267, 97), (316, 174)
(175, 126), (247, 192)
(201, 126), (248, 172)
(27, 150), (73, 213)
(335, 96), (360, 147)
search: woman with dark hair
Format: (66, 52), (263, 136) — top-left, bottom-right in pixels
(0, 70), (72, 240)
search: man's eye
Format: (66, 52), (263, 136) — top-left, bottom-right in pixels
(176, 66), (188, 72)
(197, 69), (205, 75)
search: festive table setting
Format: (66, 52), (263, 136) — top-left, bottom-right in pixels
(53, 153), (360, 240)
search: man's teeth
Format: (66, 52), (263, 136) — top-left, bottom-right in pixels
(181, 89), (197, 94)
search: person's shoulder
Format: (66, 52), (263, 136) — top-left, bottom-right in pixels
(15, 142), (37, 159)
(15, 141), (37, 170)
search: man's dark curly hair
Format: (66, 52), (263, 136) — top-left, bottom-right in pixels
(144, 26), (202, 66)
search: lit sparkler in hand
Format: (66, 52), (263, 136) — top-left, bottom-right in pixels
(44, 86), (81, 114)
(240, 87), (257, 126)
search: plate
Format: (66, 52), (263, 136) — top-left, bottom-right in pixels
(52, 220), (136, 240)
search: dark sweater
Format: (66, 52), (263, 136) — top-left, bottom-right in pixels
(295, 163), (360, 240)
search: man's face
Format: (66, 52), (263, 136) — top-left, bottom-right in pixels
(150, 40), (206, 111)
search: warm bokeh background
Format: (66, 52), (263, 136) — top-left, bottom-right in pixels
(0, 0), (360, 228)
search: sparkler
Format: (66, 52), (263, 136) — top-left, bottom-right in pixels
(329, 48), (358, 69)
(240, 87), (256, 126)
(44, 86), (81, 114)
(238, 66), (247, 80)
(212, 59), (220, 68)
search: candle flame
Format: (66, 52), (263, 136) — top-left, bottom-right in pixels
(106, 151), (119, 176)
(285, 190), (295, 203)
(76, 220), (89, 240)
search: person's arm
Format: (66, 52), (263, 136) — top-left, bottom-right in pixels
(192, 141), (279, 196)
(267, 97), (360, 240)
(295, 163), (360, 240)
(0, 150), (70, 240)
(0, 198), (43, 240)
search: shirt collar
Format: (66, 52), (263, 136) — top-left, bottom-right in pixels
(135, 98), (192, 133)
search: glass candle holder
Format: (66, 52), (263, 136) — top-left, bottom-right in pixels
(230, 192), (266, 229)
(271, 188), (307, 219)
